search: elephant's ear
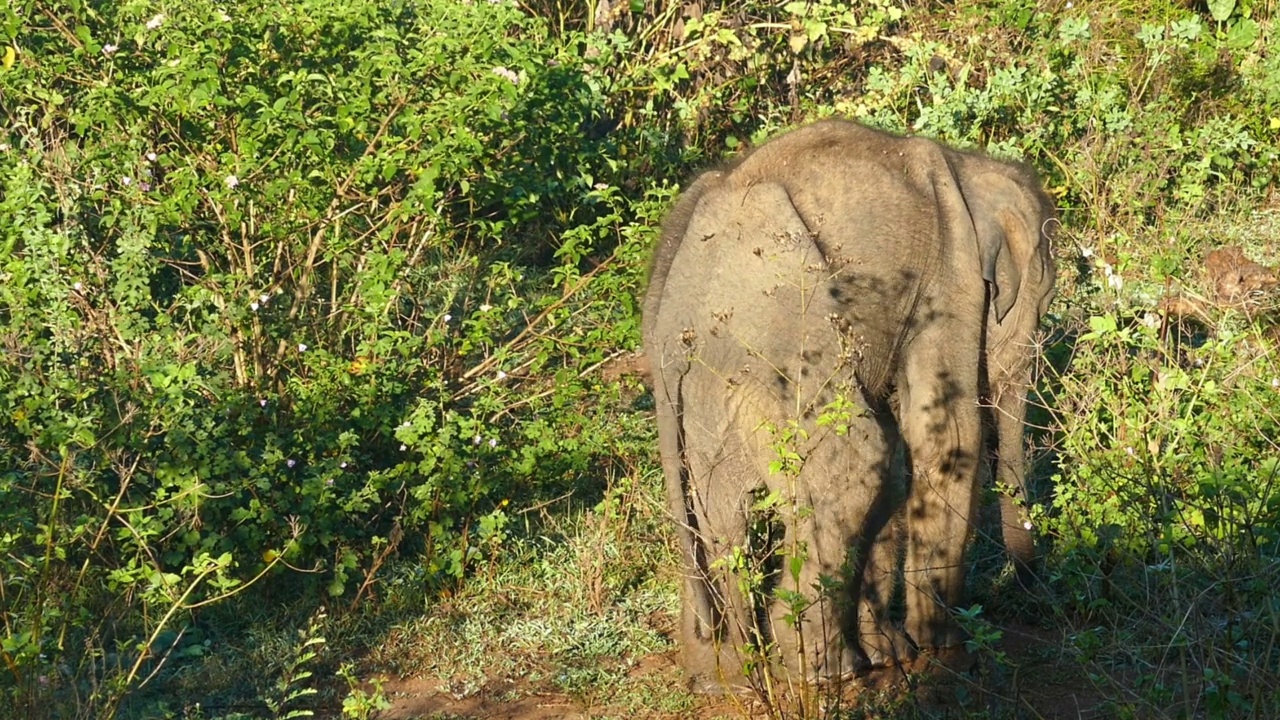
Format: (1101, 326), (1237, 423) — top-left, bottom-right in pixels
(955, 164), (1051, 324)
(975, 201), (1022, 324)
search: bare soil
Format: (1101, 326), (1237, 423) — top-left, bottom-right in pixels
(368, 622), (1114, 719)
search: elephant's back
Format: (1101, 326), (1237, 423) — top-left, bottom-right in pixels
(718, 121), (960, 395)
(648, 180), (866, 425)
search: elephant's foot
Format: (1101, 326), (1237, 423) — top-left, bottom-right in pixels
(919, 644), (977, 672)
(682, 657), (753, 695)
(686, 670), (754, 696)
(681, 637), (760, 695)
(773, 629), (858, 684)
(681, 639), (730, 694)
(859, 624), (916, 669)
(808, 643), (859, 684)
(906, 611), (968, 653)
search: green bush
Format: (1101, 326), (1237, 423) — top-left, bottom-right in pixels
(0, 0), (656, 711)
(1037, 298), (1280, 716)
(1046, 312), (1280, 562)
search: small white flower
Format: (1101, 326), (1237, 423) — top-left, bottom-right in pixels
(298, 343), (307, 352)
(473, 435), (482, 444)
(399, 444), (407, 451)
(491, 66), (520, 84)
(1065, 1), (1073, 7)
(259, 398), (267, 407)
(443, 313), (452, 323)
(340, 461), (348, 469)
(593, 183), (609, 191)
(1140, 313), (1160, 329)
(1125, 446), (1135, 456)
(1272, 378), (1279, 389)
(102, 43), (119, 55)
(121, 176), (132, 185)
(218, 11), (231, 21)
(479, 304), (492, 312)
(146, 152), (157, 162)
(496, 370), (507, 380)
(1023, 520), (1033, 530)
(401, 421), (411, 428)
(1080, 246), (1094, 258)
(0, 143), (9, 152)
(250, 301), (259, 311)
(488, 438), (497, 448)
(73, 282), (83, 291)
(259, 293), (269, 304)
(146, 14), (165, 30)
(1107, 273), (1124, 291)
(287, 459), (296, 468)
(224, 174), (239, 189)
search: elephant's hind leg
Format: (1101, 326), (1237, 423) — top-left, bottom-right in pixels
(897, 322), (984, 651)
(686, 448), (760, 692)
(677, 545), (725, 693)
(765, 495), (858, 683)
(856, 499), (915, 667)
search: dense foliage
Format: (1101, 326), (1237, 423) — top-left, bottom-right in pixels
(2, 0), (1278, 716)
(1, 0), (658, 712)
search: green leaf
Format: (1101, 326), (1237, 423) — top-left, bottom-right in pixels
(1088, 315), (1117, 335)
(1225, 18), (1258, 49)
(751, 490), (782, 512)
(1207, 0), (1236, 23)
(789, 555), (804, 582)
(327, 578), (345, 597)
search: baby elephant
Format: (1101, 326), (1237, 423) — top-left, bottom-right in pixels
(642, 119), (1056, 692)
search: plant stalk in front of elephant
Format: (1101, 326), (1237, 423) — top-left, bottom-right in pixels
(643, 118), (1056, 694)
(651, 208), (903, 690)
(747, 246), (870, 702)
(687, 316), (867, 703)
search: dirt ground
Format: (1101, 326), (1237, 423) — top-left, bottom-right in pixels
(369, 622), (1115, 719)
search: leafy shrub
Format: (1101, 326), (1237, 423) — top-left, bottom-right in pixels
(842, 6), (1276, 217)
(1046, 313), (1280, 562)
(1036, 294), (1280, 716)
(0, 0), (655, 712)
(588, 2), (1278, 229)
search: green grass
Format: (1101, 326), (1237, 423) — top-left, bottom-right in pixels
(364, 475), (683, 707)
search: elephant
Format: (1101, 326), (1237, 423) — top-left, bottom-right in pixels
(642, 119), (1056, 692)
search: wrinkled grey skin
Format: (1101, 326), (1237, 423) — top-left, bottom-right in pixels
(642, 119), (1056, 692)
